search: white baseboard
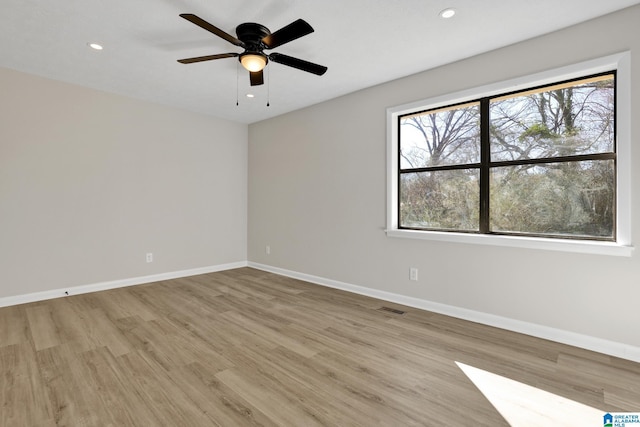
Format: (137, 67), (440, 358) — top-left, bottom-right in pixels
(0, 261), (248, 308)
(248, 262), (640, 363)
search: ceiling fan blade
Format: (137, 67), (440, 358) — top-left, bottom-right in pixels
(269, 53), (327, 76)
(262, 19), (314, 49)
(250, 70), (264, 86)
(177, 53), (239, 64)
(180, 14), (244, 47)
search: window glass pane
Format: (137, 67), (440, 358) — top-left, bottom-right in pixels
(490, 160), (614, 238)
(400, 102), (480, 169)
(400, 170), (479, 231)
(490, 75), (614, 161)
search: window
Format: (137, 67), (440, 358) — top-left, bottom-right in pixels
(399, 73), (615, 239)
(387, 53), (632, 256)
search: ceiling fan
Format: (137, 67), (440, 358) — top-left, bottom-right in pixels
(177, 14), (328, 86)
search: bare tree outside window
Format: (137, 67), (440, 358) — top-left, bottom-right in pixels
(399, 103), (480, 230)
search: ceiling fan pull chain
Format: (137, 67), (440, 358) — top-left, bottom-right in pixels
(267, 66), (270, 107)
(236, 62), (239, 106)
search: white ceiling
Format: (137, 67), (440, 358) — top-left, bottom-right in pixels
(2, 0), (639, 124)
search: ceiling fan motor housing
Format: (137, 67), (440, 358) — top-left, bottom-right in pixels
(236, 23), (270, 49)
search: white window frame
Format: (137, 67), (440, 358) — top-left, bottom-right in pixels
(386, 52), (632, 256)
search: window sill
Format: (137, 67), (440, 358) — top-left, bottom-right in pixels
(385, 229), (633, 257)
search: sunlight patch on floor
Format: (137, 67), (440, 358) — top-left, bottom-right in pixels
(456, 361), (605, 427)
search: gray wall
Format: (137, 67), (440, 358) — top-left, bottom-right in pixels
(248, 6), (640, 348)
(0, 68), (247, 298)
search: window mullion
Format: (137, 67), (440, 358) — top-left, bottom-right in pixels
(479, 98), (490, 233)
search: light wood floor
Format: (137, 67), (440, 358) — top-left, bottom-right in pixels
(1, 268), (638, 426)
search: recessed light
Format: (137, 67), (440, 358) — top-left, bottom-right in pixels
(439, 8), (456, 19)
(246, 93), (255, 98)
(87, 42), (103, 50)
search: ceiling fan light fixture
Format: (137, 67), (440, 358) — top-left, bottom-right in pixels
(240, 52), (267, 72)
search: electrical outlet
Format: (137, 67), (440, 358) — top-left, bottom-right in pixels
(266, 245), (271, 255)
(410, 267), (418, 281)
(146, 253), (153, 263)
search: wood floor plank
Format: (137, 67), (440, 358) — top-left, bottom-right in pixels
(82, 307), (133, 357)
(122, 316), (235, 372)
(1, 267), (639, 426)
(254, 345), (421, 426)
(168, 362), (280, 427)
(116, 350), (215, 426)
(35, 343), (99, 426)
(216, 367), (328, 427)
(0, 305), (30, 348)
(90, 288), (159, 322)
(47, 298), (103, 354)
(1, 343), (55, 426)
(223, 310), (318, 358)
(25, 305), (61, 351)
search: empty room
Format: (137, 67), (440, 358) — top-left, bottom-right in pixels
(1, 1), (639, 425)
